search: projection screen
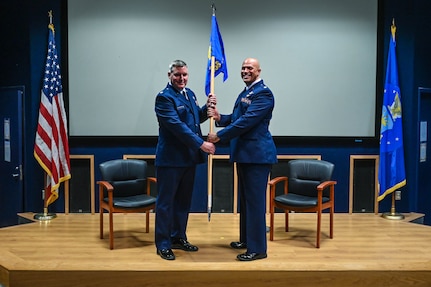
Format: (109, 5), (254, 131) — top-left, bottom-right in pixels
(67, 0), (378, 138)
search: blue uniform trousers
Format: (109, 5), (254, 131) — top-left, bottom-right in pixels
(237, 163), (271, 254)
(155, 166), (195, 250)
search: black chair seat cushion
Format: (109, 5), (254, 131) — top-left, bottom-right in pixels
(275, 193), (329, 208)
(104, 194), (156, 209)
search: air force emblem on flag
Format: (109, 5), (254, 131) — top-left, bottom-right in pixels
(380, 88), (401, 135)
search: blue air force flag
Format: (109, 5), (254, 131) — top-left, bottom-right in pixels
(205, 13), (228, 96)
(378, 23), (406, 201)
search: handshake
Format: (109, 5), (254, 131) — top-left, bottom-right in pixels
(201, 132), (219, 154)
(207, 133), (219, 143)
(200, 132), (219, 155)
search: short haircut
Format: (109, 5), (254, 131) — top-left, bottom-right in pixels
(168, 59), (187, 73)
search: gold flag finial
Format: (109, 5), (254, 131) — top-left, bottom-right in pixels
(391, 18), (396, 41)
(48, 10), (53, 24)
(48, 10), (55, 33)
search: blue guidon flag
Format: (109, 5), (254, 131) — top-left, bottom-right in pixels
(205, 10), (228, 96)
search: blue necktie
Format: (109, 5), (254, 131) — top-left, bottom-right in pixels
(182, 91), (189, 101)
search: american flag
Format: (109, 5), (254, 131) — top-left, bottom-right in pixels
(34, 21), (71, 207)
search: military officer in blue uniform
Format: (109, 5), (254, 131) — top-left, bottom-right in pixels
(154, 59), (216, 260)
(208, 57), (277, 261)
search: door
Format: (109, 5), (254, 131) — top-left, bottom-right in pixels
(0, 86), (24, 227)
(418, 88), (431, 225)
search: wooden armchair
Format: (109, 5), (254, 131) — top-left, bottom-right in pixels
(269, 159), (336, 248)
(98, 159), (157, 249)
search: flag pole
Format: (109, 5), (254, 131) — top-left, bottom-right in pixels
(207, 4), (217, 222)
(207, 3), (228, 221)
(34, 11), (57, 221)
(33, 10), (67, 221)
(381, 191), (404, 220)
(379, 18), (405, 220)
(34, 172), (57, 221)
(207, 56), (215, 222)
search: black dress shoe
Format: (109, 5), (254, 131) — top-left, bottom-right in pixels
(171, 238), (199, 252)
(230, 241), (247, 249)
(237, 252), (267, 261)
(157, 249), (175, 260)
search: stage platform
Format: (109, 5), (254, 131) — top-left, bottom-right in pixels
(0, 212), (430, 287)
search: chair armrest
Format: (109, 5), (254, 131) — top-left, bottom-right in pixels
(268, 176), (288, 199)
(317, 180), (337, 201)
(317, 180), (337, 191)
(146, 177), (157, 195)
(97, 180), (114, 204)
(268, 176), (288, 186)
(97, 180), (113, 191)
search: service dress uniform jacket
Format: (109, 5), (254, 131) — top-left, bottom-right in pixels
(216, 80), (277, 164)
(216, 79), (277, 254)
(155, 84), (209, 167)
(154, 83), (209, 250)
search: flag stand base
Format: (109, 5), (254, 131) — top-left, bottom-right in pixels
(381, 192), (405, 220)
(33, 207), (57, 221)
(381, 212), (405, 220)
(382, 196), (404, 220)
(33, 212), (57, 221)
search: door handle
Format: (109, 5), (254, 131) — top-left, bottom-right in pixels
(12, 165), (23, 180)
